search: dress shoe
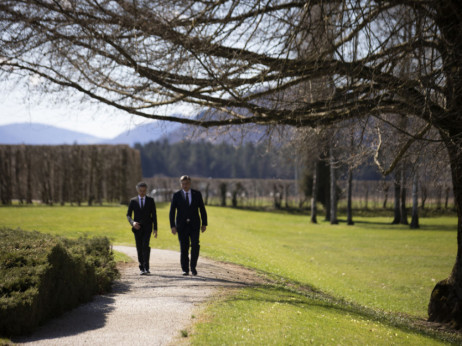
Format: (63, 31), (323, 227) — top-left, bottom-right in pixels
(191, 269), (198, 276)
(182, 271), (189, 276)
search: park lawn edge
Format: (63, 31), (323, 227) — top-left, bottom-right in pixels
(187, 278), (462, 345)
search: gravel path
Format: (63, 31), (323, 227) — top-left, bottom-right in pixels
(14, 246), (263, 346)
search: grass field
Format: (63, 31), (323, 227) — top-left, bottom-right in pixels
(1, 203), (458, 344)
(192, 286), (448, 345)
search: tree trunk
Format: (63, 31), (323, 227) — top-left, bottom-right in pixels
(421, 184), (427, 209)
(346, 167), (354, 225)
(329, 145), (338, 225)
(436, 185), (442, 210)
(392, 172), (401, 224)
(382, 183), (389, 209)
(273, 184), (281, 209)
(428, 2), (462, 327)
(310, 160), (318, 224)
(219, 182), (227, 207)
(324, 182), (331, 222)
(445, 186), (451, 209)
(428, 139), (462, 328)
(232, 191), (237, 207)
(400, 168), (408, 225)
(410, 170), (419, 229)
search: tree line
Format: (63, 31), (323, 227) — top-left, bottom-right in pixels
(0, 145), (141, 205)
(134, 140), (294, 180)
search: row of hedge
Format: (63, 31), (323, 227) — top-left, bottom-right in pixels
(0, 228), (119, 337)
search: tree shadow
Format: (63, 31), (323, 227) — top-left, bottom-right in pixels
(224, 284), (461, 344)
(351, 219), (456, 232)
(153, 273), (253, 287)
(337, 219), (392, 226)
(12, 280), (131, 343)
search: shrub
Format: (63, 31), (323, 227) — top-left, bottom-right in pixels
(0, 228), (119, 337)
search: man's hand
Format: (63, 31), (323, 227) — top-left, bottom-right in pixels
(153, 230), (158, 238)
(201, 226), (207, 233)
(133, 222), (141, 230)
(171, 227), (177, 235)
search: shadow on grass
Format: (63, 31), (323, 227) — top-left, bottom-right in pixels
(351, 219), (457, 232)
(337, 219), (392, 226)
(12, 280), (131, 344)
(224, 279), (462, 344)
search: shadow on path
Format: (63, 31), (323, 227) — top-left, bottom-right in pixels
(13, 281), (131, 344)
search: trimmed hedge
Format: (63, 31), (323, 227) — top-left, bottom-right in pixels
(0, 228), (119, 337)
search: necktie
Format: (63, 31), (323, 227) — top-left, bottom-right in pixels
(140, 197), (144, 209)
(186, 192), (189, 205)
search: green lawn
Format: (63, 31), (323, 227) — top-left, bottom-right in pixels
(1, 204), (458, 344)
(192, 286), (447, 345)
(205, 208), (456, 318)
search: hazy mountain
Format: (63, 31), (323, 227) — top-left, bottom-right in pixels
(0, 123), (105, 145)
(0, 121), (182, 146)
(0, 112), (283, 146)
(103, 121), (181, 146)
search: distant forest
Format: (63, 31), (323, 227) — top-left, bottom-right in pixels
(134, 140), (295, 179)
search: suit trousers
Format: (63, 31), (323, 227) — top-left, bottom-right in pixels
(133, 227), (152, 271)
(178, 225), (200, 272)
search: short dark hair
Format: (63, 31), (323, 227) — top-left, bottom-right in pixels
(180, 175), (191, 182)
(136, 181), (148, 189)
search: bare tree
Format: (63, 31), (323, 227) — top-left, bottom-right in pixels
(346, 131), (355, 225)
(392, 172), (401, 224)
(410, 168), (419, 229)
(399, 167), (409, 225)
(2, 0), (462, 327)
(310, 159), (319, 224)
(329, 138), (338, 224)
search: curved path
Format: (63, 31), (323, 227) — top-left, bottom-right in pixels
(14, 246), (263, 346)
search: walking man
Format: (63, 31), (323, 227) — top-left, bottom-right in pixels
(127, 182), (157, 275)
(169, 175), (207, 276)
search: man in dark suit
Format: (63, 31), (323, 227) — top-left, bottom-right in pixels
(169, 175), (207, 276)
(127, 181), (158, 275)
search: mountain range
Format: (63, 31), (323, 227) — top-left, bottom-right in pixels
(0, 119), (274, 146)
(0, 122), (180, 146)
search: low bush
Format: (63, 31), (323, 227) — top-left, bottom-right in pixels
(0, 228), (119, 337)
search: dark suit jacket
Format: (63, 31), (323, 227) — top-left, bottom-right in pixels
(127, 196), (157, 231)
(169, 189), (207, 231)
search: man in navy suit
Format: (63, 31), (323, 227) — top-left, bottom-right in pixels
(127, 182), (157, 275)
(169, 175), (208, 276)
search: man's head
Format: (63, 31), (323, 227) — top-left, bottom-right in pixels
(136, 181), (148, 197)
(180, 175), (191, 192)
